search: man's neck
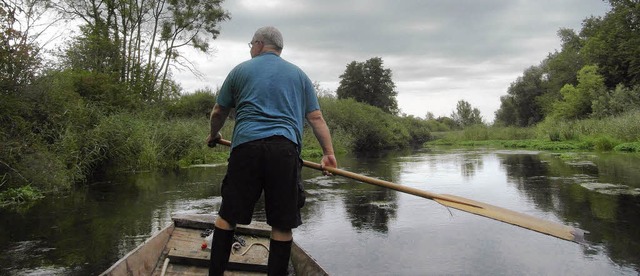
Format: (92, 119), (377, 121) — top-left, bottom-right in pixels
(260, 48), (281, 56)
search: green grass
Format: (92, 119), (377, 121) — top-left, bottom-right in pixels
(0, 185), (44, 207)
(428, 111), (640, 153)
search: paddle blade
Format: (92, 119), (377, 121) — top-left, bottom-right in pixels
(434, 194), (585, 243)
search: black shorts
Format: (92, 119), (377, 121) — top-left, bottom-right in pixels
(218, 136), (305, 229)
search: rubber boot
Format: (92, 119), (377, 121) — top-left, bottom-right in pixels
(208, 227), (235, 276)
(267, 239), (292, 276)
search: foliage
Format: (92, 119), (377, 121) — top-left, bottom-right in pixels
(494, 95), (517, 127)
(496, 65), (547, 127)
(0, 185), (43, 206)
(431, 109), (640, 153)
(0, 1), (41, 95)
(581, 0), (640, 88)
(592, 84), (640, 118)
(540, 110), (640, 143)
(397, 116), (433, 144)
(318, 97), (429, 151)
(65, 69), (141, 111)
(614, 142), (640, 152)
(63, 24), (121, 76)
(495, 2), (640, 126)
(435, 116), (458, 130)
(89, 112), (193, 170)
(167, 88), (217, 119)
(301, 122), (352, 157)
(451, 100), (483, 127)
(550, 65), (606, 120)
(433, 126), (536, 143)
(56, 0), (230, 101)
(535, 28), (585, 117)
(588, 135), (620, 151)
(336, 57), (399, 115)
(1, 68), (104, 192)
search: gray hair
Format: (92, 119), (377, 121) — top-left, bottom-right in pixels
(253, 26), (284, 50)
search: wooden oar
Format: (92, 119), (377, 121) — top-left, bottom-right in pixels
(215, 139), (585, 243)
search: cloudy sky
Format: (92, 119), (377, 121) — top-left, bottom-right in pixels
(174, 0), (610, 121)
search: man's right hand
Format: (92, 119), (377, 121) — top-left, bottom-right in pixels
(320, 154), (337, 176)
(206, 132), (222, 148)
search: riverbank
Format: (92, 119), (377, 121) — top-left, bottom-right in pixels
(428, 138), (640, 152)
(428, 111), (640, 153)
(0, 96), (433, 207)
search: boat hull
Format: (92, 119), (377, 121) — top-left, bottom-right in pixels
(101, 214), (328, 276)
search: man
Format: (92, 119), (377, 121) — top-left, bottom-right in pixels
(206, 26), (337, 276)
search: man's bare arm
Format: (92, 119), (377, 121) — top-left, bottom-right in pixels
(207, 104), (232, 146)
(306, 110), (337, 171)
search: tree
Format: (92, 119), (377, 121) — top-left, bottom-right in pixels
(0, 0), (42, 95)
(336, 57), (399, 114)
(494, 95), (517, 126)
(502, 65), (547, 126)
(451, 100), (483, 127)
(581, 1), (640, 87)
(55, 0), (230, 102)
(536, 28), (586, 116)
(551, 65), (606, 120)
(436, 116), (458, 130)
(425, 112), (435, 120)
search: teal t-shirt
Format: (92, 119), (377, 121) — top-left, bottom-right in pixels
(216, 53), (320, 149)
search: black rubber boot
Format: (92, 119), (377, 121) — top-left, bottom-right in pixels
(208, 227), (235, 276)
(267, 239), (292, 276)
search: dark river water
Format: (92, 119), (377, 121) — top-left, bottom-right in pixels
(1, 148), (639, 275)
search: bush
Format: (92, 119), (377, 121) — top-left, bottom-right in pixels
(614, 142), (640, 152)
(538, 110), (640, 143)
(167, 88), (217, 119)
(462, 125), (489, 140)
(319, 97), (415, 151)
(399, 116), (433, 144)
(1, 70), (106, 192)
(589, 136), (620, 151)
(65, 70), (141, 111)
(0, 185), (43, 206)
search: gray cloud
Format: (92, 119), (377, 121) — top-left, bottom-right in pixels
(178, 0), (610, 120)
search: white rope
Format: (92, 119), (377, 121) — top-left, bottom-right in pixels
(232, 242), (270, 256)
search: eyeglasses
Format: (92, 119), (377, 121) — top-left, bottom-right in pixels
(248, 40), (262, 48)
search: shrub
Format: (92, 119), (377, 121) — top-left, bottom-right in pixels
(399, 116), (433, 144)
(0, 185), (43, 206)
(319, 97), (414, 151)
(462, 125), (489, 140)
(167, 88), (217, 119)
(614, 142), (640, 152)
(589, 136), (620, 151)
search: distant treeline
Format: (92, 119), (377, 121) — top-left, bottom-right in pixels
(494, 1), (640, 127)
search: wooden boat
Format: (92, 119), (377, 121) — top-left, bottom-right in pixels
(100, 214), (328, 276)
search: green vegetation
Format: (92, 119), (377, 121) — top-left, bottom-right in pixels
(429, 110), (640, 153)
(0, 185), (43, 207)
(494, 1), (640, 127)
(1, 80), (433, 207)
(2, 0), (639, 209)
(337, 57), (399, 115)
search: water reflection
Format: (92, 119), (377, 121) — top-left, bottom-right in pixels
(494, 151), (640, 273)
(500, 154), (558, 212)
